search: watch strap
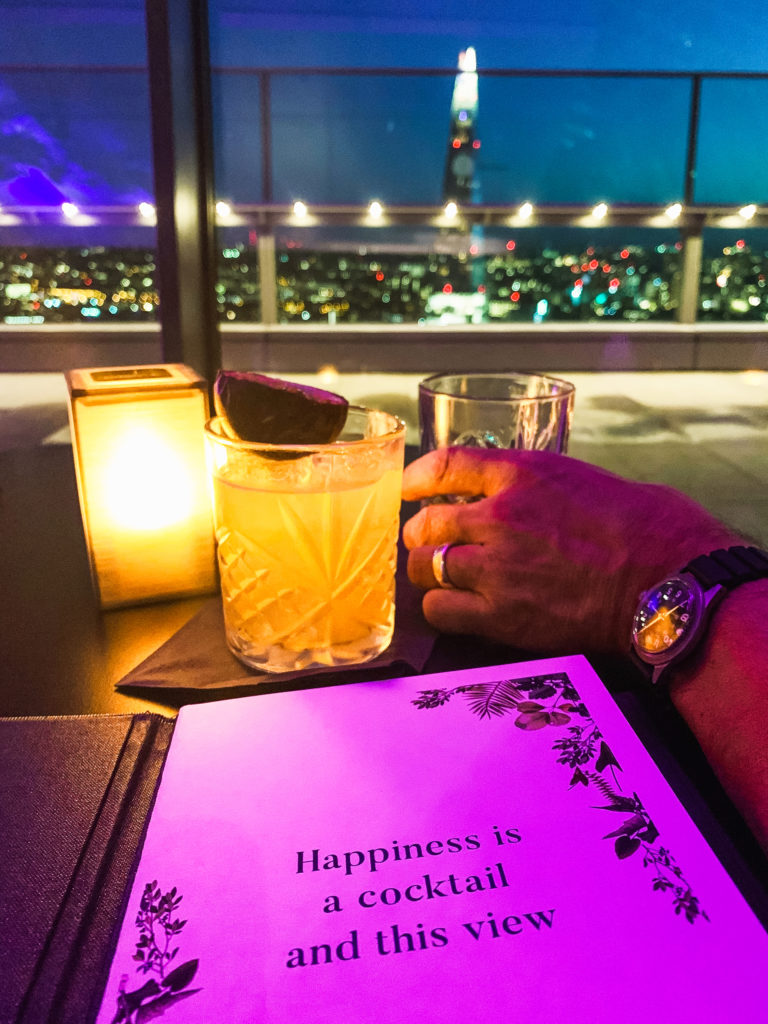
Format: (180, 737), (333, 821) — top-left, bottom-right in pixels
(684, 545), (768, 590)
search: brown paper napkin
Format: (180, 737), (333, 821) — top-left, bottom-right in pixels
(117, 542), (438, 695)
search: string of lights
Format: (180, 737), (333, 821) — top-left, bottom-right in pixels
(1, 200), (761, 227)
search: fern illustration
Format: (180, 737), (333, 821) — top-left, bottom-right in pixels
(462, 679), (525, 719)
(588, 771), (627, 804)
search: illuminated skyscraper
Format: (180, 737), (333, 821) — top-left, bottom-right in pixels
(442, 47), (480, 203)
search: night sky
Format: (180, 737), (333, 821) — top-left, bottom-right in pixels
(1, 1), (767, 208)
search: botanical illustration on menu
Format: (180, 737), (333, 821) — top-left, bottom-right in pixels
(413, 672), (708, 923)
(111, 881), (200, 1022)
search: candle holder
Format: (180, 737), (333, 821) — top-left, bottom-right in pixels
(65, 364), (217, 608)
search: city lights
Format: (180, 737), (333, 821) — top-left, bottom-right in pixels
(3, 196), (767, 328)
(1, 234), (758, 326)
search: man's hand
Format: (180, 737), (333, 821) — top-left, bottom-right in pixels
(402, 447), (742, 655)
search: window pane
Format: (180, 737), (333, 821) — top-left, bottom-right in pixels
(208, 3), (768, 332)
(1, 3), (155, 334)
(478, 77), (690, 204)
(0, 69), (156, 326)
(208, 0), (768, 74)
(216, 71), (694, 207)
(1, 70), (153, 206)
(271, 74), (453, 204)
(0, 0), (146, 66)
(212, 71), (263, 203)
(695, 79), (768, 204)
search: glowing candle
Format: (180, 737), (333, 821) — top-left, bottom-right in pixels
(65, 364), (217, 608)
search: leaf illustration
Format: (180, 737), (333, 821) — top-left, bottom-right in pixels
(603, 813), (647, 840)
(162, 959), (199, 992)
(525, 683), (557, 700)
(115, 979), (161, 1017)
(515, 710), (550, 730)
(673, 892), (709, 924)
(595, 741), (621, 773)
(570, 767), (589, 787)
(594, 795), (638, 812)
(638, 821), (660, 844)
(623, 812), (647, 833)
(462, 680), (523, 719)
(135, 989), (202, 1022)
(615, 835), (642, 859)
(548, 711), (571, 726)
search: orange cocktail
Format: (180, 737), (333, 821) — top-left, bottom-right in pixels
(205, 407), (405, 673)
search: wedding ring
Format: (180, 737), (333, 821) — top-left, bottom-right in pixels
(432, 542), (459, 589)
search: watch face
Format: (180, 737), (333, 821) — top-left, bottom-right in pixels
(632, 575), (703, 662)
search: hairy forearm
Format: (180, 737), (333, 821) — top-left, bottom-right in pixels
(668, 579), (768, 854)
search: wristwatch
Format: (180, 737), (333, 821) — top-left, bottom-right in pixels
(630, 545), (768, 687)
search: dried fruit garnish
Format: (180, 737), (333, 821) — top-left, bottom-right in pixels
(213, 370), (348, 444)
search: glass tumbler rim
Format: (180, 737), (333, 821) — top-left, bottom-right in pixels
(204, 404), (406, 453)
(419, 370), (575, 402)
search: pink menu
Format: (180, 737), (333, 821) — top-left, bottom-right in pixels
(96, 656), (768, 1023)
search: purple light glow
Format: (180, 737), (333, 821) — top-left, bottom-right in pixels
(6, 167), (67, 205)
